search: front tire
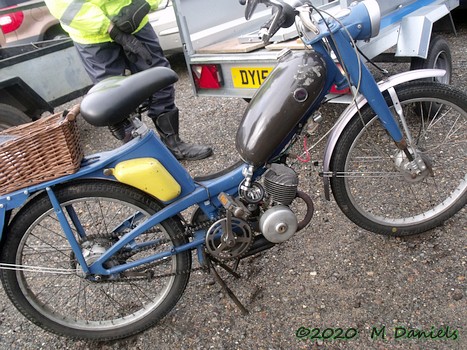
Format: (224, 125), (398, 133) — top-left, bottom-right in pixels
(330, 82), (466, 236)
(0, 180), (191, 340)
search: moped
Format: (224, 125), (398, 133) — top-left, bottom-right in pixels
(0, 0), (465, 341)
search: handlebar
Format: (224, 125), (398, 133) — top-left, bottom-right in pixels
(241, 0), (298, 43)
(240, 0), (381, 44)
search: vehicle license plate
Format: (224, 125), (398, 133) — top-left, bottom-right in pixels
(231, 67), (273, 88)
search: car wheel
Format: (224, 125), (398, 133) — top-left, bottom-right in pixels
(43, 25), (69, 41)
(0, 104), (32, 130)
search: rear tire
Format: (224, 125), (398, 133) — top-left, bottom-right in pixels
(330, 82), (466, 236)
(0, 180), (191, 340)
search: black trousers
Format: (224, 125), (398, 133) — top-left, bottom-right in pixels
(74, 23), (175, 117)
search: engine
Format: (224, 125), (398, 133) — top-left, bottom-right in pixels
(242, 163), (313, 244)
(206, 163), (314, 261)
(259, 164), (301, 243)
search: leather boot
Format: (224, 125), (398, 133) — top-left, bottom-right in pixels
(154, 108), (213, 161)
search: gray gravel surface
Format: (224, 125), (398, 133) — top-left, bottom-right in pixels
(0, 11), (466, 350)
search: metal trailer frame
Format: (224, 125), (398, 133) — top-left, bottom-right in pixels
(173, 0), (459, 99)
(0, 40), (92, 115)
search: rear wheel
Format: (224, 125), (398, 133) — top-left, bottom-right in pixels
(330, 82), (466, 236)
(0, 104), (31, 130)
(0, 180), (191, 340)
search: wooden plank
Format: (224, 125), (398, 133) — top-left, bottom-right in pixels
(197, 38), (265, 53)
(266, 38), (306, 51)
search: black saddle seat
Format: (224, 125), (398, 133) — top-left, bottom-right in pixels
(80, 66), (178, 126)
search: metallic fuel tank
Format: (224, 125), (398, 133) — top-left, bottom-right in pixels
(235, 49), (327, 166)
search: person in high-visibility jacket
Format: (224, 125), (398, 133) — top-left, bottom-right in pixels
(44, 0), (212, 161)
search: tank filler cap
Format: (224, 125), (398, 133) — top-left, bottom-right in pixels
(277, 48), (292, 61)
(293, 87), (309, 102)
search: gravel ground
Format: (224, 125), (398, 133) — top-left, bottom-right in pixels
(0, 10), (466, 350)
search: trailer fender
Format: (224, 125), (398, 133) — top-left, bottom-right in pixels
(396, 4), (451, 59)
(322, 68), (447, 200)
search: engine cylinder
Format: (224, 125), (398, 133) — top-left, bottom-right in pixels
(263, 163), (298, 205)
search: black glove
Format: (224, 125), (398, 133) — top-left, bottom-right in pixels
(109, 26), (152, 65)
(112, 0), (150, 33)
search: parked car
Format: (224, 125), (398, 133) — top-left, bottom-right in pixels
(0, 0), (67, 46)
(1, 0), (182, 53)
(0, 26), (5, 46)
(148, 0), (182, 54)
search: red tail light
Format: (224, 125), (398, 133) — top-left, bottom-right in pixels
(0, 8), (24, 34)
(190, 64), (223, 89)
(330, 63), (350, 94)
(330, 85), (350, 94)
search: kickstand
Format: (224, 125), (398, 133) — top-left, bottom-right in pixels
(209, 256), (241, 278)
(207, 258), (249, 315)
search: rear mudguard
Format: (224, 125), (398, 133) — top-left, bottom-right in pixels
(322, 69), (447, 200)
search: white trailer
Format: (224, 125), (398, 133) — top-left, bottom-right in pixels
(173, 0), (459, 99)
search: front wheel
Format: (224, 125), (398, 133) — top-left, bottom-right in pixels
(0, 180), (191, 340)
(330, 82), (466, 236)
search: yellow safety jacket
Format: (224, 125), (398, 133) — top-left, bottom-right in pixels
(44, 0), (162, 44)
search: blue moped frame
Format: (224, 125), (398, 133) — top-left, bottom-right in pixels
(0, 1), (415, 278)
(0, 129), (248, 276)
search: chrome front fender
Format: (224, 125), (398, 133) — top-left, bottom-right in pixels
(322, 69), (447, 200)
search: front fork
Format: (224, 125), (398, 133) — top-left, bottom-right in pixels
(324, 32), (427, 174)
(386, 86), (430, 177)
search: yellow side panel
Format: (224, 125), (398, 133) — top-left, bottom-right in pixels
(109, 158), (181, 201)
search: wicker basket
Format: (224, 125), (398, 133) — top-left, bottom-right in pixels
(0, 105), (84, 195)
